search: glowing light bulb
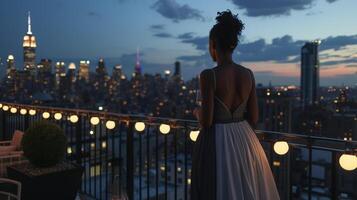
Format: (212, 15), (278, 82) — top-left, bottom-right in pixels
(159, 124), (170, 134)
(273, 141), (289, 155)
(2, 105), (9, 111)
(90, 117), (100, 125)
(339, 154), (357, 171)
(106, 120), (116, 130)
(135, 122), (146, 132)
(54, 113), (62, 120)
(42, 112), (50, 119)
(10, 107), (17, 113)
(20, 109), (27, 115)
(70, 115), (79, 123)
(190, 130), (200, 142)
(29, 109), (36, 115)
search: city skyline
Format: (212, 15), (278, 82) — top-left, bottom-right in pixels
(0, 0), (356, 85)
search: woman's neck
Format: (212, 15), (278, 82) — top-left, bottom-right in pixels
(216, 52), (233, 66)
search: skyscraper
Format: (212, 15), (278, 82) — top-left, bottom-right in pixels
(79, 60), (90, 81)
(174, 61), (181, 77)
(37, 59), (52, 74)
(67, 62), (77, 83)
(55, 61), (66, 88)
(23, 12), (37, 74)
(134, 48), (142, 76)
(6, 55), (16, 78)
(96, 58), (107, 76)
(301, 41), (320, 108)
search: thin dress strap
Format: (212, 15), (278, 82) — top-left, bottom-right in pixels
(211, 69), (216, 91)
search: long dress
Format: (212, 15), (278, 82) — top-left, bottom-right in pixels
(191, 69), (280, 200)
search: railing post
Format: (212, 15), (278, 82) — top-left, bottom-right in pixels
(308, 143), (312, 200)
(331, 151), (337, 199)
(1, 111), (6, 140)
(127, 122), (134, 200)
(24, 115), (30, 131)
(75, 116), (82, 165)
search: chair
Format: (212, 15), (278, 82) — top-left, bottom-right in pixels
(0, 178), (21, 200)
(0, 130), (24, 151)
(0, 130), (26, 177)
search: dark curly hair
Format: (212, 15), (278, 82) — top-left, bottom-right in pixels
(209, 10), (245, 52)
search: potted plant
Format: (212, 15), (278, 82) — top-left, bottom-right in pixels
(7, 120), (84, 200)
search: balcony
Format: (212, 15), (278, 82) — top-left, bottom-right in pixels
(0, 102), (356, 200)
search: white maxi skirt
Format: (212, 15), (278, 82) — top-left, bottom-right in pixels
(215, 121), (280, 200)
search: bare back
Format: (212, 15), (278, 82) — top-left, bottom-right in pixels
(198, 63), (258, 128)
(213, 64), (252, 113)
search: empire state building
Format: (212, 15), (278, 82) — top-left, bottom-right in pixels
(23, 12), (37, 74)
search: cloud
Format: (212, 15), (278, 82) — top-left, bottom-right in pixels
(230, 0), (339, 17)
(320, 35), (357, 50)
(177, 32), (195, 40)
(153, 32), (172, 38)
(179, 34), (357, 65)
(321, 58), (357, 66)
(181, 36), (208, 51)
(152, 0), (204, 22)
(150, 24), (165, 30)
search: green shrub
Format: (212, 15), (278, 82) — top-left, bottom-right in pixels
(22, 120), (67, 168)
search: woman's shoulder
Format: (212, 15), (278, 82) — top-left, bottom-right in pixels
(199, 68), (215, 78)
(234, 63), (252, 73)
(234, 64), (255, 82)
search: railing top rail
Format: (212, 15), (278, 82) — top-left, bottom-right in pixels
(1, 102), (356, 150)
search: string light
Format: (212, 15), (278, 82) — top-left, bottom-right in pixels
(69, 115), (79, 123)
(20, 109), (27, 115)
(189, 130), (200, 142)
(10, 107), (17, 113)
(339, 154), (357, 171)
(105, 120), (116, 130)
(2, 105), (9, 111)
(42, 112), (50, 119)
(90, 117), (100, 125)
(0, 103), (2, 108)
(54, 113), (62, 120)
(273, 141), (289, 155)
(135, 122), (146, 132)
(159, 124), (170, 134)
(29, 109), (36, 116)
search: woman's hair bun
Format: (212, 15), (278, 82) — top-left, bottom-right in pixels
(215, 10), (244, 36)
(210, 10), (244, 52)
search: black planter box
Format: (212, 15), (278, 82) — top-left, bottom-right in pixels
(7, 162), (84, 200)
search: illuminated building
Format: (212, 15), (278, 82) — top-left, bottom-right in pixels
(6, 55), (16, 78)
(134, 48), (142, 76)
(23, 12), (37, 74)
(301, 41), (320, 108)
(79, 60), (90, 82)
(55, 61), (66, 88)
(37, 58), (52, 74)
(94, 58), (109, 97)
(96, 58), (107, 76)
(37, 59), (53, 90)
(112, 65), (123, 81)
(67, 62), (77, 83)
(108, 65), (123, 96)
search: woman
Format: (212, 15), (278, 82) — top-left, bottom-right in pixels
(191, 10), (280, 200)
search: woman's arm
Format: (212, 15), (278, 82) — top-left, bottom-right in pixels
(246, 69), (259, 128)
(196, 69), (215, 128)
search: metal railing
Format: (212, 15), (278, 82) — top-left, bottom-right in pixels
(0, 102), (356, 200)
